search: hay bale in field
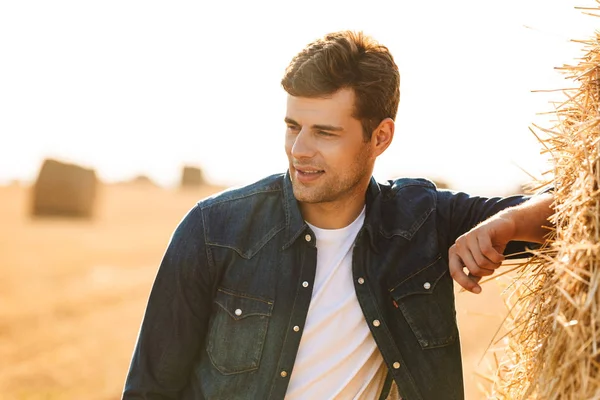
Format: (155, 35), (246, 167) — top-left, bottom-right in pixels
(129, 174), (157, 186)
(488, 5), (600, 399)
(31, 159), (97, 218)
(180, 166), (204, 188)
(430, 178), (451, 189)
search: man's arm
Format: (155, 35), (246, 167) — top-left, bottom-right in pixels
(449, 193), (554, 293)
(122, 205), (213, 398)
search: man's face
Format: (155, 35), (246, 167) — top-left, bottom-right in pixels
(284, 88), (375, 205)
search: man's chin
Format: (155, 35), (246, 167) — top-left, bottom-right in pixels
(291, 185), (326, 204)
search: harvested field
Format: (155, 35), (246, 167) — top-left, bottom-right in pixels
(0, 182), (511, 399)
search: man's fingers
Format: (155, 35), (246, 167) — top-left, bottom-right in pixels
(467, 272), (482, 284)
(466, 233), (495, 271)
(449, 251), (481, 294)
(456, 241), (495, 277)
(449, 221), (511, 293)
(476, 233), (505, 267)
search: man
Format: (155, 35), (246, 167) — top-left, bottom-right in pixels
(122, 31), (553, 399)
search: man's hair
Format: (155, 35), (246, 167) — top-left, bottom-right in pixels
(281, 30), (400, 141)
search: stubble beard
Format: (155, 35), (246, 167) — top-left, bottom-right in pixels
(291, 158), (371, 205)
(292, 178), (342, 204)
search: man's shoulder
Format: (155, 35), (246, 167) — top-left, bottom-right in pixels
(378, 177), (438, 199)
(387, 177), (437, 191)
(194, 173), (287, 258)
(197, 173), (285, 210)
(371, 177), (440, 240)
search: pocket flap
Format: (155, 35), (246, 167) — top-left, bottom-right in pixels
(215, 288), (274, 321)
(389, 256), (448, 301)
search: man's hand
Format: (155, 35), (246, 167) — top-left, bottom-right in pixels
(449, 193), (554, 294)
(449, 214), (515, 294)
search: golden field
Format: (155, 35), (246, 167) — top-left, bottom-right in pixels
(0, 182), (511, 399)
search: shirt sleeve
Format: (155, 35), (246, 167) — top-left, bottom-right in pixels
(435, 189), (539, 258)
(122, 204), (213, 399)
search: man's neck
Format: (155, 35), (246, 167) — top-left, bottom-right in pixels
(299, 191), (366, 229)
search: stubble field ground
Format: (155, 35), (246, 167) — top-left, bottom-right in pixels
(0, 183), (512, 399)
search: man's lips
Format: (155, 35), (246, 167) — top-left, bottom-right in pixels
(295, 167), (324, 174)
(294, 166), (325, 182)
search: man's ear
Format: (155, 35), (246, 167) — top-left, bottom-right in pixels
(371, 118), (394, 156)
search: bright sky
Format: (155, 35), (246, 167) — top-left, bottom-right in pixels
(1, 0), (598, 195)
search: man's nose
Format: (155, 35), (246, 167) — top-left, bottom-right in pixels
(291, 128), (316, 159)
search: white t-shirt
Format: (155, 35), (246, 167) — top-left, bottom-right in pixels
(285, 207), (387, 400)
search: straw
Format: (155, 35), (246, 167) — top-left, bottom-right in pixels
(484, 3), (600, 398)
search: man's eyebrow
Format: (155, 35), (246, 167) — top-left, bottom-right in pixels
(284, 118), (343, 132)
(284, 117), (300, 126)
(312, 124), (343, 132)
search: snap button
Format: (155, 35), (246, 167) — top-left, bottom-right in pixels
(393, 362), (400, 369)
(280, 370), (288, 378)
(305, 234), (311, 242)
(234, 309), (242, 316)
(302, 281), (309, 288)
(423, 282), (431, 290)
(357, 277), (365, 285)
(293, 325), (300, 332)
(373, 319), (381, 327)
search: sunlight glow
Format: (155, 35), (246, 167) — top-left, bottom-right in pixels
(1, 0), (597, 195)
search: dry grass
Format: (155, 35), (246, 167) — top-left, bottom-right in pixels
(0, 182), (512, 399)
(0, 183), (223, 399)
(487, 4), (600, 398)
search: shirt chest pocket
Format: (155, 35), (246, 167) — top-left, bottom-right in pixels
(389, 256), (458, 349)
(206, 288), (274, 375)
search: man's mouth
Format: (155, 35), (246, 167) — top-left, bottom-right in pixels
(295, 166), (324, 174)
(294, 166), (325, 182)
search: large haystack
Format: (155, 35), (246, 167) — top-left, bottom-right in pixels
(31, 159), (97, 218)
(488, 5), (600, 399)
(180, 165), (204, 188)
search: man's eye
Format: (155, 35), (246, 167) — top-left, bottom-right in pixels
(287, 125), (300, 132)
(317, 131), (334, 137)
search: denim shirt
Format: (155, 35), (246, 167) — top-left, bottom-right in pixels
(123, 172), (533, 400)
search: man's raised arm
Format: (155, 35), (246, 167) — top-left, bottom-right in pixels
(449, 192), (554, 294)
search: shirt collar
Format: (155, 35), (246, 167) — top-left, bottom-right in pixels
(281, 171), (381, 252)
(282, 171), (309, 249)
